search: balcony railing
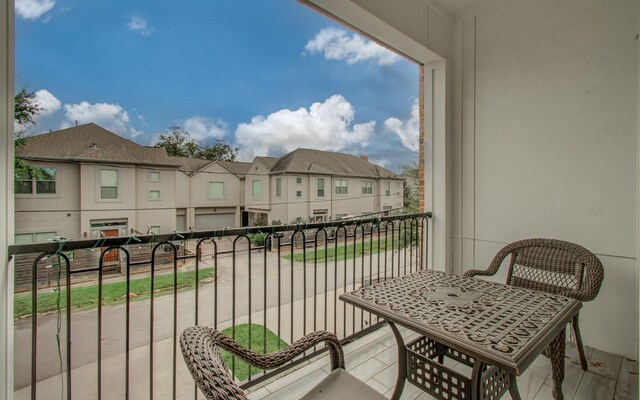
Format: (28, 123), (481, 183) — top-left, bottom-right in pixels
(8, 212), (431, 400)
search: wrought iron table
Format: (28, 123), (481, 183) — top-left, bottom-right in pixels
(339, 270), (582, 400)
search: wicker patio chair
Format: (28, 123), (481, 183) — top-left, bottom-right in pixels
(463, 238), (604, 371)
(180, 326), (386, 400)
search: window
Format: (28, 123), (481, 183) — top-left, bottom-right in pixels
(208, 182), (224, 198)
(295, 177), (302, 185)
(317, 178), (324, 197)
(149, 189), (161, 201)
(362, 181), (372, 195)
(335, 213), (348, 220)
(335, 179), (348, 195)
(383, 205), (393, 210)
(149, 226), (160, 235)
(149, 171), (161, 182)
(15, 231), (56, 244)
(15, 167), (57, 194)
(385, 182), (391, 197)
(296, 190), (302, 198)
(100, 169), (118, 199)
(275, 178), (282, 197)
(252, 180), (261, 199)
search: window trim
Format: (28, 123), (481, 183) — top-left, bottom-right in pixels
(385, 181), (391, 197)
(15, 166), (58, 196)
(148, 171), (161, 182)
(252, 179), (261, 199)
(275, 177), (282, 197)
(148, 189), (161, 201)
(208, 181), (225, 199)
(295, 176), (302, 185)
(296, 190), (302, 198)
(334, 179), (348, 195)
(361, 180), (372, 195)
(317, 177), (325, 198)
(98, 168), (119, 201)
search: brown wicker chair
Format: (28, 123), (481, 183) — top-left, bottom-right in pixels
(180, 326), (386, 400)
(463, 238), (604, 371)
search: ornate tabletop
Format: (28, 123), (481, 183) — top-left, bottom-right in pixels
(340, 269), (582, 375)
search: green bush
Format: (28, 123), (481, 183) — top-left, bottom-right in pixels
(246, 232), (266, 246)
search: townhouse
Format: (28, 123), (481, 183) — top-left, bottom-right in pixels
(244, 148), (404, 225)
(14, 124), (404, 242)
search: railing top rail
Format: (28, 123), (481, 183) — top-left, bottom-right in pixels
(8, 212), (432, 257)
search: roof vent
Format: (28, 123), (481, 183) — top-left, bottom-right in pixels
(90, 143), (98, 149)
(360, 155), (368, 162)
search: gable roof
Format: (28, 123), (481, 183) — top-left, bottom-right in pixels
(16, 123), (179, 167)
(168, 157), (251, 177)
(219, 161), (251, 177)
(270, 148), (401, 179)
(254, 156), (279, 171)
(168, 156), (213, 173)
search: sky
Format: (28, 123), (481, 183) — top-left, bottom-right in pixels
(15, 0), (419, 172)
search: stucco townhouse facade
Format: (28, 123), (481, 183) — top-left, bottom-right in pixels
(243, 148), (404, 225)
(14, 124), (404, 243)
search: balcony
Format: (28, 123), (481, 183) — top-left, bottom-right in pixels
(9, 212), (637, 400)
(10, 213), (432, 399)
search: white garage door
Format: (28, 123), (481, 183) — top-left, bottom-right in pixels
(194, 213), (236, 230)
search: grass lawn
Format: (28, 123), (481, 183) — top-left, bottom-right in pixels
(221, 323), (288, 381)
(14, 267), (215, 319)
(283, 238), (390, 263)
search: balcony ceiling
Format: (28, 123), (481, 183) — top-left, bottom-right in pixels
(436, 0), (482, 15)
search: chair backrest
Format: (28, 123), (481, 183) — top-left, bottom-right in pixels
(491, 238), (604, 302)
(180, 326), (249, 400)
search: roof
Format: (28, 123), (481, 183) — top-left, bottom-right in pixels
(270, 148), (402, 179)
(254, 156), (278, 170)
(219, 161), (251, 177)
(169, 157), (251, 177)
(168, 156), (213, 173)
(16, 123), (179, 167)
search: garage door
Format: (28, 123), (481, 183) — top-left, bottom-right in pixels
(194, 213), (236, 230)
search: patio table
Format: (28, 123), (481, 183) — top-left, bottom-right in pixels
(339, 269), (581, 400)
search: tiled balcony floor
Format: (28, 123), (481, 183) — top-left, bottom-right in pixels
(246, 325), (638, 400)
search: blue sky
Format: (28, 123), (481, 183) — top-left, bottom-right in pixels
(15, 0), (419, 172)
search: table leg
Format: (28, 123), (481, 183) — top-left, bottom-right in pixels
(387, 322), (407, 400)
(547, 328), (566, 400)
(509, 374), (522, 400)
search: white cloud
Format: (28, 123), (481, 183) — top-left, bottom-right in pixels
(127, 16), (155, 36)
(369, 158), (390, 168)
(305, 27), (399, 66)
(33, 89), (61, 117)
(183, 116), (227, 142)
(383, 99), (419, 152)
(62, 101), (142, 138)
(235, 95), (375, 161)
(15, 0), (55, 20)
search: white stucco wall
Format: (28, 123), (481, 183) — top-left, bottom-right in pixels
(452, 0), (639, 359)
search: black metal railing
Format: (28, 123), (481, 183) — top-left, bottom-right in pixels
(9, 212), (431, 400)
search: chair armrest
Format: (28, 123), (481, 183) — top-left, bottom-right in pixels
(190, 327), (345, 372)
(463, 268), (496, 278)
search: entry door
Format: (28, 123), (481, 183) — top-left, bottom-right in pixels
(101, 229), (119, 263)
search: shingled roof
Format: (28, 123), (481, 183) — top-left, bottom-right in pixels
(16, 123), (179, 167)
(168, 156), (213, 173)
(270, 148), (401, 179)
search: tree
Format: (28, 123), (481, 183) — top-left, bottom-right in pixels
(400, 161), (419, 213)
(155, 126), (200, 158)
(197, 138), (238, 161)
(155, 125), (238, 161)
(14, 88), (44, 179)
